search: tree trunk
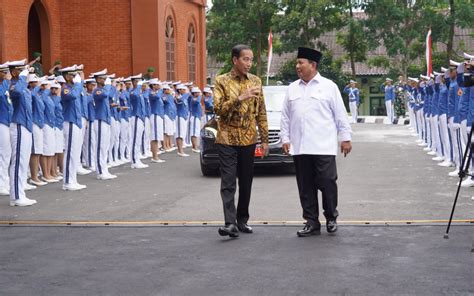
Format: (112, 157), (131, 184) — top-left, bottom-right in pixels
(447, 0), (455, 63)
(256, 15), (262, 76)
(349, 1), (356, 78)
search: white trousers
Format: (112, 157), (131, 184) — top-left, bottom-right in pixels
(83, 121), (96, 168)
(385, 100), (393, 123)
(448, 117), (462, 168)
(0, 124), (11, 190)
(349, 101), (358, 124)
(439, 114), (451, 161)
(142, 116), (151, 155)
(130, 116), (145, 165)
(408, 105), (415, 129)
(119, 118), (130, 160)
(424, 113), (431, 148)
(430, 115), (442, 158)
(94, 120), (111, 176)
(109, 118), (120, 163)
(460, 119), (467, 151)
(80, 117), (87, 165)
(9, 124), (32, 200)
(63, 122), (83, 185)
(415, 109), (424, 141)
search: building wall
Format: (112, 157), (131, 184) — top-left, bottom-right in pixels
(0, 0), (206, 86)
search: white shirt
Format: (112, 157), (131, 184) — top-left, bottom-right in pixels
(280, 72), (352, 156)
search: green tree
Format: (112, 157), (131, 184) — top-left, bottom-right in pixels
(206, 0), (279, 76)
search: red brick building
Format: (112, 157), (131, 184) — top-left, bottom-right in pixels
(0, 0), (207, 86)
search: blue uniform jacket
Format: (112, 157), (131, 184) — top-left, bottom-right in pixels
(163, 93), (177, 120)
(85, 91), (96, 122)
(32, 87), (45, 128)
(438, 84), (448, 116)
(204, 95), (214, 114)
(343, 86), (360, 104)
(9, 75), (33, 132)
(52, 95), (64, 130)
(149, 89), (165, 117)
(448, 78), (460, 122)
(176, 93), (190, 119)
(143, 89), (151, 118)
(119, 90), (130, 121)
(93, 85), (112, 124)
(80, 90), (88, 120)
(43, 93), (55, 128)
(61, 82), (83, 128)
(380, 84), (394, 101)
(130, 87), (146, 121)
(431, 84), (439, 116)
(189, 95), (203, 117)
(422, 86), (430, 116)
(0, 79), (13, 127)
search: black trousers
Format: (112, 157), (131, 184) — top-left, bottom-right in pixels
(217, 143), (256, 225)
(293, 154), (339, 227)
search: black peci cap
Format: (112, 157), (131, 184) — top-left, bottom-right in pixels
(297, 47), (322, 63)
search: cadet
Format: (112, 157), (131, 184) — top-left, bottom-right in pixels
(91, 69), (117, 180)
(119, 78), (132, 162)
(380, 78), (395, 124)
(447, 60), (462, 177)
(148, 79), (165, 163)
(8, 59), (37, 206)
(50, 82), (64, 179)
(202, 87), (214, 124)
(83, 79), (97, 171)
(0, 62), (12, 196)
(175, 84), (190, 157)
(343, 80), (360, 124)
(188, 87), (203, 153)
(437, 68), (454, 168)
(129, 74), (149, 169)
(41, 79), (57, 182)
(162, 84), (176, 152)
(28, 74), (46, 186)
(60, 65), (87, 191)
(108, 76), (122, 167)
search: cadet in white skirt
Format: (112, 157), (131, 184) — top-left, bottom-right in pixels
(28, 74), (46, 186)
(162, 84), (176, 152)
(175, 84), (190, 157)
(50, 82), (64, 180)
(40, 80), (58, 183)
(188, 87), (203, 153)
(148, 79), (165, 163)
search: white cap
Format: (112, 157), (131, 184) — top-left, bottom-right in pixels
(7, 59), (27, 68)
(162, 84), (171, 90)
(84, 78), (96, 84)
(350, 79), (356, 84)
(59, 65), (78, 73)
(385, 78), (393, 82)
(408, 77), (419, 82)
(184, 82), (194, 86)
(441, 67), (448, 72)
(449, 60), (461, 67)
(433, 71), (441, 76)
(123, 77), (132, 82)
(130, 73), (142, 80)
(191, 87), (201, 93)
(176, 84), (187, 90)
(148, 79), (161, 85)
(0, 62), (9, 71)
(50, 82), (61, 88)
(27, 74), (39, 83)
(40, 78), (50, 85)
(47, 75), (56, 80)
(56, 75), (66, 83)
(419, 74), (429, 80)
(90, 69), (107, 77)
(463, 52), (474, 61)
(107, 73), (116, 79)
(203, 87), (212, 93)
(172, 80), (182, 86)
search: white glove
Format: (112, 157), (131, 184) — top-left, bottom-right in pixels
(457, 62), (464, 74)
(19, 68), (29, 77)
(73, 73), (82, 84)
(137, 81), (144, 87)
(105, 77), (112, 85)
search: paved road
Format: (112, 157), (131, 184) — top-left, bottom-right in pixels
(0, 124), (472, 223)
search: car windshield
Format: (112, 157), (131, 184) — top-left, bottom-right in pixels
(263, 88), (286, 112)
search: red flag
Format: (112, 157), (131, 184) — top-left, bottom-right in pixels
(426, 29), (432, 76)
(266, 29), (273, 85)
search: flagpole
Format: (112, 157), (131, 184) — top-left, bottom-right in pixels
(266, 29), (273, 86)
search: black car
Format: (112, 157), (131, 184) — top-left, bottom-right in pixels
(199, 86), (294, 176)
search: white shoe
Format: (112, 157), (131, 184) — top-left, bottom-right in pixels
(416, 139), (423, 143)
(139, 155), (147, 160)
(165, 148), (174, 153)
(25, 183), (37, 191)
(30, 179), (47, 186)
(427, 151), (437, 155)
(177, 152), (190, 157)
(97, 174), (117, 180)
(62, 183), (87, 191)
(77, 167), (92, 175)
(170, 147), (177, 151)
(158, 150), (165, 155)
(460, 178), (474, 187)
(448, 169), (460, 177)
(422, 147), (431, 151)
(131, 163), (149, 169)
(10, 197), (37, 207)
(89, 166), (96, 172)
(432, 156), (444, 161)
(145, 151), (153, 157)
(438, 161), (454, 167)
(43, 178), (59, 183)
(192, 149), (201, 153)
(54, 175), (63, 181)
(0, 187), (10, 196)
(111, 161), (121, 167)
(151, 158), (166, 163)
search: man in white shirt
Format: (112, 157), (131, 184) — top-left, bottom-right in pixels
(280, 47), (352, 237)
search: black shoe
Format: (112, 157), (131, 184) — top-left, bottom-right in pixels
(297, 224), (321, 237)
(218, 224), (239, 237)
(326, 220), (337, 233)
(237, 223), (253, 233)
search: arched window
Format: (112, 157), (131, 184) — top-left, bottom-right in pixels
(187, 24), (196, 83)
(165, 16), (175, 81)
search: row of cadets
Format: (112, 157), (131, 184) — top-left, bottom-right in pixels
(148, 79), (165, 163)
(343, 80), (360, 124)
(380, 78), (395, 124)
